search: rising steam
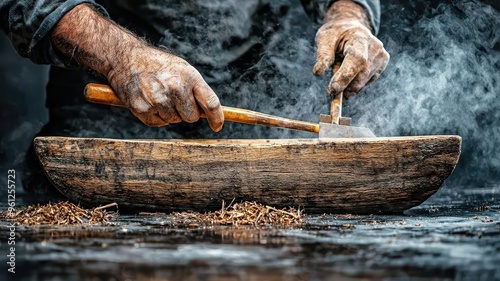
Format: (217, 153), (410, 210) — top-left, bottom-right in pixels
(349, 1), (499, 185)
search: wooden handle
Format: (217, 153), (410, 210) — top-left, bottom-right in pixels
(330, 92), (343, 125)
(84, 83), (319, 134)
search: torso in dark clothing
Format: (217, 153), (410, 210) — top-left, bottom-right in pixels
(46, 0), (291, 109)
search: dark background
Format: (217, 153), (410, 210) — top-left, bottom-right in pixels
(1, 0), (499, 198)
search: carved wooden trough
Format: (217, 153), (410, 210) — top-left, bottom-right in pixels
(34, 136), (461, 214)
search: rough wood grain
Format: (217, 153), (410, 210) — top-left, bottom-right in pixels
(34, 136), (461, 214)
(85, 83), (319, 134)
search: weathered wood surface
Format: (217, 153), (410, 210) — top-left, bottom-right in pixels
(34, 136), (461, 214)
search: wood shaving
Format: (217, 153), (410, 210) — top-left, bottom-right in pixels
(0, 202), (117, 226)
(171, 201), (303, 226)
(334, 214), (360, 219)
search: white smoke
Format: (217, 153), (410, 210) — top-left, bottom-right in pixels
(348, 1), (500, 185)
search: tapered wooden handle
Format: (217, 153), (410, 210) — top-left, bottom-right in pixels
(330, 92), (343, 125)
(84, 83), (319, 134)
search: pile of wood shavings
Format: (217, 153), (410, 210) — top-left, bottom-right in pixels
(172, 201), (303, 226)
(0, 202), (117, 226)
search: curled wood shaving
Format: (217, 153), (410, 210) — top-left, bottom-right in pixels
(171, 201), (303, 226)
(0, 202), (118, 226)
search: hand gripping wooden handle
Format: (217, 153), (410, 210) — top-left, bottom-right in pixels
(330, 92), (343, 125)
(84, 83), (320, 134)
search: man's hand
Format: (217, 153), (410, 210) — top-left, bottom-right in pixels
(313, 0), (389, 99)
(107, 46), (223, 130)
(51, 4), (224, 131)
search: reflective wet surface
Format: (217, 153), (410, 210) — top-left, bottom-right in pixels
(1, 186), (499, 281)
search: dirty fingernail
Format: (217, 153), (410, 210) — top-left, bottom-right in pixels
(329, 82), (341, 96)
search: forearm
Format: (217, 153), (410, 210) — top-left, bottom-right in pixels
(314, 0), (389, 98)
(50, 3), (143, 77)
(50, 3), (223, 131)
(325, 0), (372, 32)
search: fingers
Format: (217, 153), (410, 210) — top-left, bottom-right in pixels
(117, 85), (168, 127)
(193, 81), (224, 132)
(328, 37), (367, 97)
(144, 76), (183, 125)
(157, 95), (182, 125)
(128, 96), (182, 127)
(313, 27), (338, 77)
(344, 49), (389, 98)
(314, 18), (390, 99)
(129, 106), (169, 127)
(167, 80), (200, 123)
(122, 77), (180, 127)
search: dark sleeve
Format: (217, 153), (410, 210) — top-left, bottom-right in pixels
(300, 0), (381, 34)
(0, 0), (108, 67)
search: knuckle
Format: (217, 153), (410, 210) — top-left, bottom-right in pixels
(150, 91), (169, 105)
(333, 72), (349, 86)
(130, 98), (152, 113)
(382, 50), (390, 61)
(346, 47), (368, 66)
(166, 80), (184, 95)
(159, 109), (181, 124)
(372, 41), (389, 59)
(358, 56), (368, 67)
(206, 94), (221, 111)
(354, 50), (368, 63)
(344, 91), (356, 100)
(180, 64), (202, 80)
(347, 82), (364, 93)
(368, 33), (383, 47)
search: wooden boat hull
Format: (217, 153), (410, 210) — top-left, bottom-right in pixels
(34, 136), (461, 214)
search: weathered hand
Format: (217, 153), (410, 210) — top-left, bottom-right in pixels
(51, 4), (223, 132)
(313, 0), (389, 99)
(108, 45), (224, 131)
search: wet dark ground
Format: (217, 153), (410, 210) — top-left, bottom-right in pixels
(0, 186), (499, 281)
